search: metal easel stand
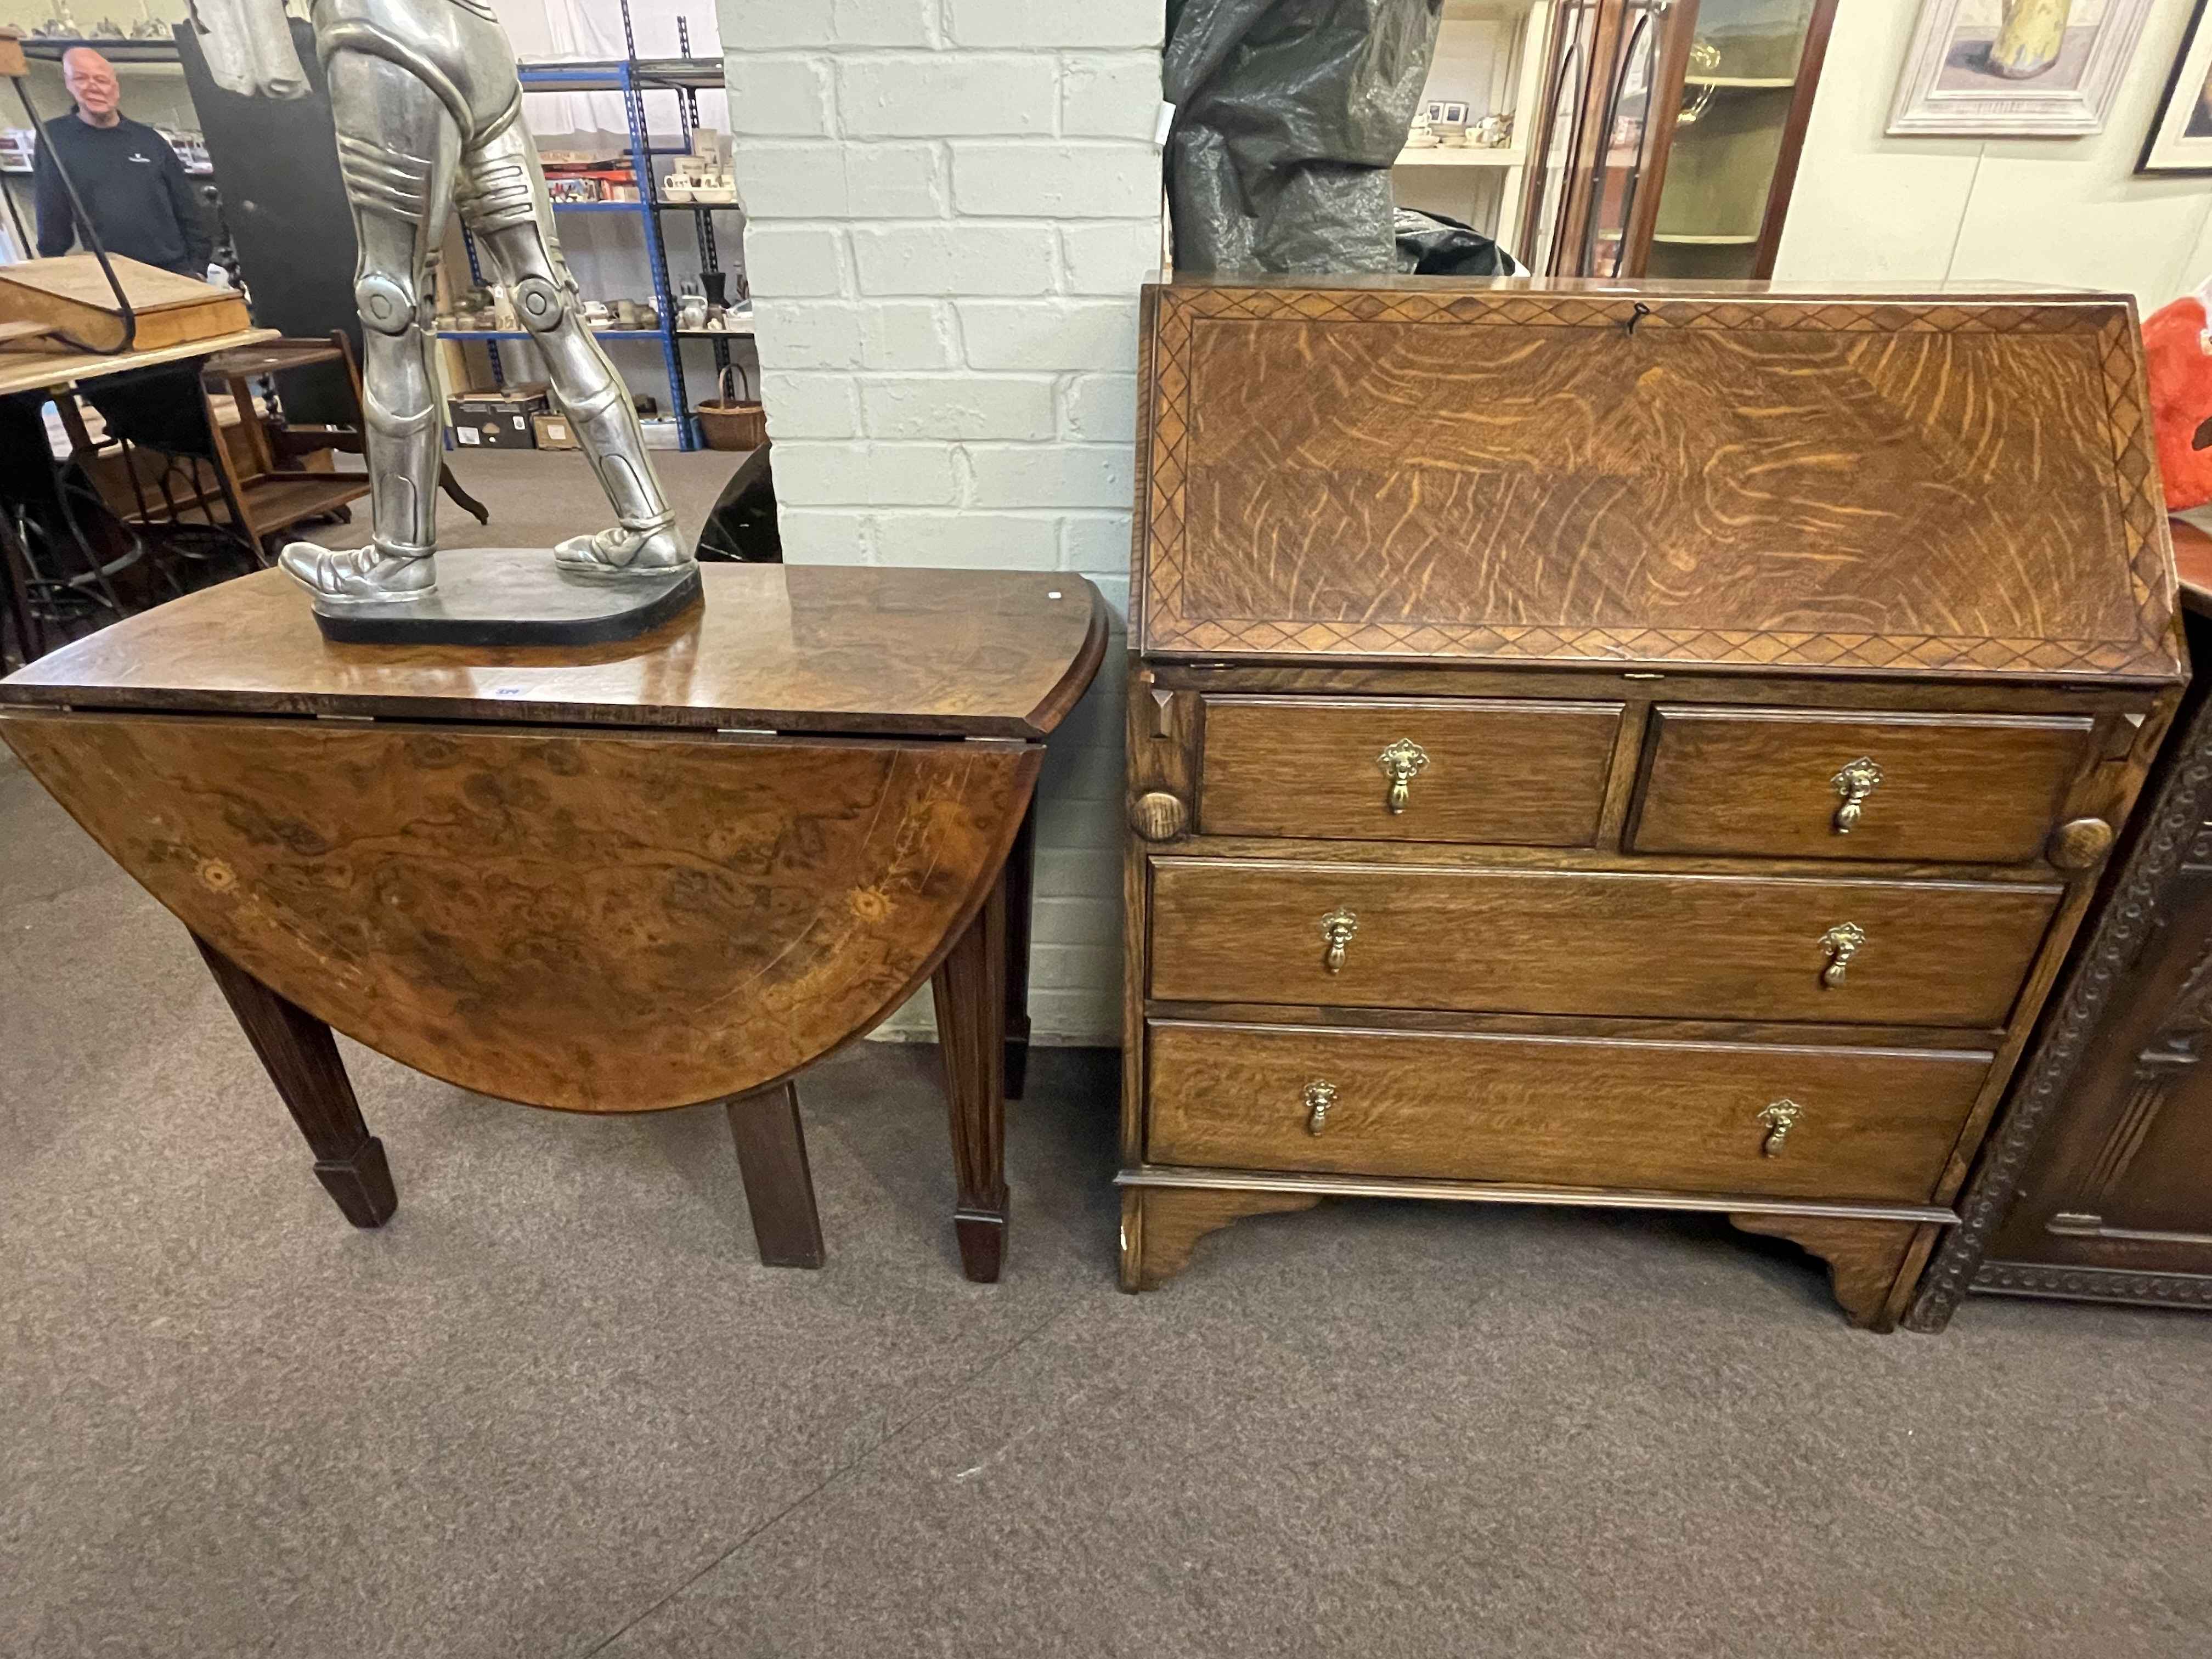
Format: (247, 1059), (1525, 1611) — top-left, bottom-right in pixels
(5, 66), (137, 353)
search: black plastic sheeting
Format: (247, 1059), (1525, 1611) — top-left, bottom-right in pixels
(1395, 207), (1521, 276)
(1164, 0), (1444, 275)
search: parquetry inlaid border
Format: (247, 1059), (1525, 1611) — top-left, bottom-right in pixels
(1136, 286), (2182, 681)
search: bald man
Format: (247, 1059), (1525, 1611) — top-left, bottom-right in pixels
(32, 47), (211, 277)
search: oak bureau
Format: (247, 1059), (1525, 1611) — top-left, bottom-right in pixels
(1116, 278), (2186, 1328)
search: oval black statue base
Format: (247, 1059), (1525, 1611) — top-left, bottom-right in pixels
(309, 549), (703, 647)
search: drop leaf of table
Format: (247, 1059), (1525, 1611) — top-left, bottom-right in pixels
(0, 560), (1107, 1283)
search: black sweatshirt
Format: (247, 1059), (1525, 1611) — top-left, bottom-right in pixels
(32, 112), (211, 276)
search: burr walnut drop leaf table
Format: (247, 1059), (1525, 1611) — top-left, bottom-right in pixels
(1119, 278), (2185, 1328)
(0, 562), (1107, 1283)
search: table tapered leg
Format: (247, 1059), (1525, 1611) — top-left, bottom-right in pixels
(193, 934), (395, 1227)
(932, 871), (1009, 1283)
(725, 1081), (825, 1268)
(1002, 798), (1036, 1102)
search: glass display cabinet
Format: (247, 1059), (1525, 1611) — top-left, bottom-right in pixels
(1519, 0), (1836, 279)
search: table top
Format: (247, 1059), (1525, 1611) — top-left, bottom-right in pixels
(0, 562), (1109, 740)
(0, 328), (281, 398)
(201, 340), (349, 380)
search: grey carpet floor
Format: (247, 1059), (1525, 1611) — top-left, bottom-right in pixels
(315, 445), (750, 560)
(6, 454), (2212, 1657)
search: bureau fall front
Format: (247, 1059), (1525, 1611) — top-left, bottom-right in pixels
(1117, 279), (2186, 1328)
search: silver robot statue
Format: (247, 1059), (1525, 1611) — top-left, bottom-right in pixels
(192, 0), (689, 604)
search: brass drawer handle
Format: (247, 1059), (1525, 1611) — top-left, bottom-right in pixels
(1319, 906), (1358, 973)
(1757, 1098), (1801, 1157)
(1304, 1080), (1337, 1135)
(1376, 738), (1429, 814)
(1818, 922), (1865, 988)
(1830, 756), (1882, 834)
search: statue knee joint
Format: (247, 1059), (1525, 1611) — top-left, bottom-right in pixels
(512, 274), (567, 335)
(355, 273), (421, 337)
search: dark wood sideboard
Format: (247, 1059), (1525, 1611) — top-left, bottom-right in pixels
(1910, 522), (2212, 1323)
(1118, 278), (2184, 1329)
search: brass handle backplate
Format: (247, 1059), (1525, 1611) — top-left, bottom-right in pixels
(1304, 1080), (1337, 1135)
(1376, 738), (1429, 815)
(1319, 906), (1358, 973)
(1819, 922), (1866, 988)
(1830, 756), (1882, 834)
(1757, 1098), (1802, 1157)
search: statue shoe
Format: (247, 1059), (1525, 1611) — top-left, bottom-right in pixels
(552, 523), (692, 577)
(279, 541), (437, 603)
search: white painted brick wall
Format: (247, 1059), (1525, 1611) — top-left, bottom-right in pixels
(718, 0), (1164, 1044)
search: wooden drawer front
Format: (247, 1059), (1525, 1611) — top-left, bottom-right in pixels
(1198, 696), (1621, 845)
(1148, 861), (2059, 1027)
(1630, 708), (2094, 865)
(1146, 1022), (1990, 1204)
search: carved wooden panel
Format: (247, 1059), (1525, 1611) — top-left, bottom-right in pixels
(1909, 595), (2212, 1328)
(1978, 879), (2212, 1257)
(2, 712), (1037, 1113)
(1139, 285), (2178, 680)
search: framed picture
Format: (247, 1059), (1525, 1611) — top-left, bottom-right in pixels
(2141, 0), (2212, 172)
(1888, 0), (2155, 136)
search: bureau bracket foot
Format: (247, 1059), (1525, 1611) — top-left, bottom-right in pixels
(1729, 1212), (1927, 1331)
(1119, 1186), (1321, 1291)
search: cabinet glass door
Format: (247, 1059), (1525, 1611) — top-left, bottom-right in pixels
(1578, 0), (1666, 278)
(1525, 0), (1599, 275)
(1645, 0), (1821, 279)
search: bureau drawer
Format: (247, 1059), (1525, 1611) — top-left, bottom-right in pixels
(1629, 708), (2094, 864)
(1146, 1021), (1990, 1204)
(1148, 860), (2060, 1027)
(1199, 696), (1621, 845)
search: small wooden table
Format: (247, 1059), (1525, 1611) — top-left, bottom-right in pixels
(0, 327), (281, 400)
(0, 562), (1107, 1281)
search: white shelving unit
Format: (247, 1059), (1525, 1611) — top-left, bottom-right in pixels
(1394, 147), (1528, 169)
(1392, 0), (1551, 258)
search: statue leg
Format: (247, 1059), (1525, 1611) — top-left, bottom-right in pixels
(459, 122), (686, 577)
(280, 49), (459, 604)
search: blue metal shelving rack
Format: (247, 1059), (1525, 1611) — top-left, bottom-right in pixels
(444, 2), (742, 452)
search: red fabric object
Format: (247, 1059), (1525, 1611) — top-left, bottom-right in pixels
(2146, 294), (2212, 511)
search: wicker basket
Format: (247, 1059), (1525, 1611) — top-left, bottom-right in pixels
(697, 364), (768, 451)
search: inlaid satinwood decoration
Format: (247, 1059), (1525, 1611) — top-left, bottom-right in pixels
(4, 713), (1037, 1114)
(1138, 285), (2179, 679)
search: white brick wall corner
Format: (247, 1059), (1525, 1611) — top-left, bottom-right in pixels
(718, 0), (1163, 1045)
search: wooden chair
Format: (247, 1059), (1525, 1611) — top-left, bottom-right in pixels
(74, 332), (483, 568)
(213, 332), (489, 531)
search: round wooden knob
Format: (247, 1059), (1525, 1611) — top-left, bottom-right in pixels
(2047, 817), (2115, 870)
(1130, 791), (1189, 842)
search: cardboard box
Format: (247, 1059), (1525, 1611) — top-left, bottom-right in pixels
(532, 413), (579, 450)
(450, 381), (550, 419)
(449, 383), (548, 450)
(452, 415), (534, 450)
